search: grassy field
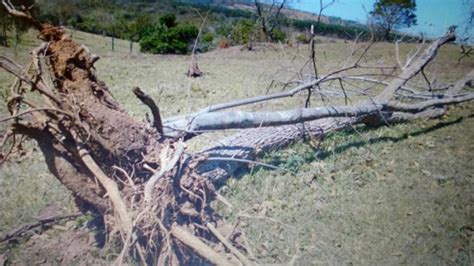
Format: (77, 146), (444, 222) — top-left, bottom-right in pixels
(0, 29), (473, 264)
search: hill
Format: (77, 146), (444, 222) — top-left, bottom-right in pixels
(24, 0), (380, 55)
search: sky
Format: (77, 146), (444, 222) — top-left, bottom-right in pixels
(292, 0), (473, 39)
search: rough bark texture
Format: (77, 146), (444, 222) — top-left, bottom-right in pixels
(198, 118), (353, 184)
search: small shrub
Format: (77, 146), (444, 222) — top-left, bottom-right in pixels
(216, 23), (232, 37)
(202, 32), (214, 43)
(296, 34), (310, 44)
(230, 19), (255, 45)
(271, 28), (286, 42)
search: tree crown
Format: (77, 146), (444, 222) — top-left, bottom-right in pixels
(370, 0), (417, 37)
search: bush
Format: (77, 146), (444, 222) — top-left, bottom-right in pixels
(202, 32), (214, 43)
(230, 19), (255, 45)
(139, 20), (198, 54)
(296, 34), (310, 44)
(271, 28), (286, 42)
(216, 23), (232, 37)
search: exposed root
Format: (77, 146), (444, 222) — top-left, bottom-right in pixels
(171, 225), (239, 265)
(0, 8), (249, 264)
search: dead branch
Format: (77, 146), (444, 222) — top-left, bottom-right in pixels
(445, 69), (474, 96)
(1, 0), (33, 21)
(196, 57), (472, 185)
(0, 213), (81, 243)
(133, 87), (164, 134)
(376, 32), (456, 101)
(166, 94), (473, 132)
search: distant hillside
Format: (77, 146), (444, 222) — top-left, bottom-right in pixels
(14, 0), (412, 55)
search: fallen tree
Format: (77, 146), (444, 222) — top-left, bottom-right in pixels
(0, 1), (473, 264)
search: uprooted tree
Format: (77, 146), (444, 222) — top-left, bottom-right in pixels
(1, 1), (473, 265)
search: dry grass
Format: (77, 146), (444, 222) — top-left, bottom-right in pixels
(0, 29), (473, 264)
(220, 104), (474, 264)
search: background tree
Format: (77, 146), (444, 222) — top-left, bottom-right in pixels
(0, 0), (36, 47)
(254, 0), (287, 42)
(139, 14), (198, 54)
(370, 0), (417, 40)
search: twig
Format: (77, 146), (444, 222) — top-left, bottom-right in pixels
(215, 193), (233, 209)
(421, 68), (433, 91)
(395, 40), (404, 70)
(0, 130), (14, 164)
(187, 7), (213, 77)
(0, 56), (62, 105)
(387, 93), (474, 112)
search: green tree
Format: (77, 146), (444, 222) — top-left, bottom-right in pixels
(254, 0), (288, 41)
(159, 13), (177, 28)
(230, 19), (256, 46)
(139, 14), (198, 54)
(370, 0), (417, 40)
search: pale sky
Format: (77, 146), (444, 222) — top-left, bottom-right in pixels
(292, 0), (472, 39)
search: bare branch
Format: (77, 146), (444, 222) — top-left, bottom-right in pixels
(132, 87), (164, 134)
(376, 32), (455, 101)
(168, 92), (474, 132)
(0, 108), (73, 123)
(0, 56), (62, 105)
(0, 212), (81, 243)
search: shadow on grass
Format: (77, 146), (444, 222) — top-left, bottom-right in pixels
(260, 116), (466, 174)
(211, 116), (467, 188)
(316, 117), (465, 161)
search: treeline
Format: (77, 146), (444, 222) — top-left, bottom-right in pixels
(1, 0), (409, 53)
